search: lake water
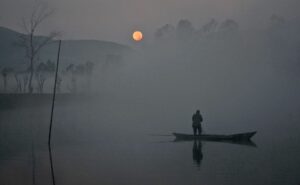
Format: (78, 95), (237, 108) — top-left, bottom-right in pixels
(0, 95), (300, 185)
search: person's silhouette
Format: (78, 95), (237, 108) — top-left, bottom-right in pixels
(192, 110), (203, 135)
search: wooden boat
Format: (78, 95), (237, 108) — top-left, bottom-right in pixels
(173, 131), (256, 142)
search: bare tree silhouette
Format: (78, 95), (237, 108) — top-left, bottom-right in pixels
(18, 2), (59, 93)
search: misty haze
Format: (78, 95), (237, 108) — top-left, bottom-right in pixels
(1, 0), (300, 185)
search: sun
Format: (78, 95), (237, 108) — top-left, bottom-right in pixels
(132, 31), (143, 41)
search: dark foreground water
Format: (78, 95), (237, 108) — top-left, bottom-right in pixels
(1, 95), (300, 185)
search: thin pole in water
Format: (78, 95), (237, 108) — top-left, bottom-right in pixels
(48, 40), (61, 185)
(48, 40), (61, 146)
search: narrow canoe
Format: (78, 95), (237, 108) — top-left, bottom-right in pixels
(173, 131), (256, 141)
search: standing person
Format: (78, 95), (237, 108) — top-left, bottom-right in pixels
(192, 110), (203, 136)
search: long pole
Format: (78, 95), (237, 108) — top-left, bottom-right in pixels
(49, 40), (61, 146)
(48, 40), (61, 185)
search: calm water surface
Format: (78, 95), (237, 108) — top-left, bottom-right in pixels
(0, 97), (300, 185)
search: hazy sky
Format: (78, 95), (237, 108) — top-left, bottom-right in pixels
(0, 0), (300, 44)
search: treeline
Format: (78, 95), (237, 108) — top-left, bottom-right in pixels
(152, 15), (300, 75)
(0, 60), (95, 94)
(154, 14), (290, 41)
(154, 18), (239, 41)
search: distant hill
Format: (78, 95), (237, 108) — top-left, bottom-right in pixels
(0, 26), (131, 69)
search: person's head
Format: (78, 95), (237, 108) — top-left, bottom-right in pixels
(196, 110), (200, 114)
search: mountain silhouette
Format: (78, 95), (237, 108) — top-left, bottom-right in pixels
(0, 26), (131, 69)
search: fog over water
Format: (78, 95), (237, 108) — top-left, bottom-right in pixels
(1, 0), (300, 185)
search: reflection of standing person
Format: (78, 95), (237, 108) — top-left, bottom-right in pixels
(192, 110), (203, 135)
(193, 140), (203, 166)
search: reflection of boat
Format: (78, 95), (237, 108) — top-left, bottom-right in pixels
(173, 131), (257, 147)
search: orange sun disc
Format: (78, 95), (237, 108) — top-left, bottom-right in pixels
(132, 31), (143, 41)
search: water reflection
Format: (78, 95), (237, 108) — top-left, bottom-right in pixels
(192, 140), (203, 167)
(173, 138), (257, 170)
